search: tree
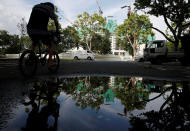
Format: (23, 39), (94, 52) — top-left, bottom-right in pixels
(74, 12), (106, 51)
(47, 6), (62, 32)
(0, 30), (22, 54)
(17, 17), (28, 52)
(0, 30), (10, 47)
(60, 76), (110, 111)
(114, 77), (150, 116)
(17, 17), (27, 37)
(117, 36), (133, 55)
(56, 26), (81, 53)
(91, 32), (111, 54)
(117, 13), (154, 58)
(134, 0), (190, 50)
(5, 34), (20, 54)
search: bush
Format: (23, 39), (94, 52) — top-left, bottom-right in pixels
(5, 44), (20, 54)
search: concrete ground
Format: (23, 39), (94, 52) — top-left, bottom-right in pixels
(0, 58), (189, 81)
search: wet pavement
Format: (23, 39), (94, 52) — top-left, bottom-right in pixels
(0, 76), (190, 131)
(0, 60), (190, 80)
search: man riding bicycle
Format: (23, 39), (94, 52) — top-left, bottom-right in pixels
(27, 2), (60, 68)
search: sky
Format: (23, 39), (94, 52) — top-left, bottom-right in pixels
(0, 0), (166, 39)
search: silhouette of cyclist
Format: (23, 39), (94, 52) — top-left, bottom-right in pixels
(27, 2), (60, 67)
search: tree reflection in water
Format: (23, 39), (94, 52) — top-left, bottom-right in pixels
(22, 76), (190, 130)
(59, 76), (152, 117)
(129, 81), (190, 130)
(22, 78), (60, 131)
(114, 77), (151, 117)
(61, 77), (110, 112)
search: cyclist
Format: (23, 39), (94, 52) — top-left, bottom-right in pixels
(27, 2), (60, 68)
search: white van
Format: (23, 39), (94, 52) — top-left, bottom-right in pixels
(72, 50), (95, 60)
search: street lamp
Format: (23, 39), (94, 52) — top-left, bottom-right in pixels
(121, 5), (131, 18)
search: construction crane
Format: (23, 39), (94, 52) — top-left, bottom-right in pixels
(96, 0), (103, 15)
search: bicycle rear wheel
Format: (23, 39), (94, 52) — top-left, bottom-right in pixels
(19, 50), (37, 77)
(47, 52), (60, 73)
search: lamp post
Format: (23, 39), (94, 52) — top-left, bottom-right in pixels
(121, 5), (131, 18)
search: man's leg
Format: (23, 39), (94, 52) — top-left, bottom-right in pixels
(48, 42), (54, 67)
(31, 43), (36, 52)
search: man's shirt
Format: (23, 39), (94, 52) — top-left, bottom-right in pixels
(27, 3), (56, 31)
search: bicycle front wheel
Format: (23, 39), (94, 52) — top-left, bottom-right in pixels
(47, 52), (60, 73)
(19, 50), (37, 77)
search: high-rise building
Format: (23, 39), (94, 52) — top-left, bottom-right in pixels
(106, 19), (127, 56)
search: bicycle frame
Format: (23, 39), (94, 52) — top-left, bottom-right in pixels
(19, 33), (60, 77)
(36, 43), (49, 66)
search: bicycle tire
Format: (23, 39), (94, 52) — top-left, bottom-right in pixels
(47, 52), (60, 73)
(19, 50), (37, 77)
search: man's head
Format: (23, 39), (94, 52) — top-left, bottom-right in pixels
(43, 2), (54, 10)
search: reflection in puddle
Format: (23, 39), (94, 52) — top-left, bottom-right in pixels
(0, 77), (190, 130)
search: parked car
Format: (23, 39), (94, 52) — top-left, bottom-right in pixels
(144, 40), (184, 64)
(72, 50), (95, 60)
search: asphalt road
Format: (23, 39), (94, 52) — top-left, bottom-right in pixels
(0, 59), (190, 81)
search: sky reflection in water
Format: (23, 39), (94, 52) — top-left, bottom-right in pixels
(0, 76), (190, 131)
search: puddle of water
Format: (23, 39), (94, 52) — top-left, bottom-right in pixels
(0, 77), (190, 131)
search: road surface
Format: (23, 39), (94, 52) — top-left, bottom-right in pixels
(0, 60), (190, 80)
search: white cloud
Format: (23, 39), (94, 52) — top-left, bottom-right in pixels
(53, 0), (95, 28)
(0, 0), (32, 35)
(0, 0), (168, 40)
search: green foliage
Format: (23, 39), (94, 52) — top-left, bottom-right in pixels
(0, 31), (22, 54)
(134, 0), (190, 22)
(114, 77), (150, 112)
(134, 0), (190, 48)
(166, 42), (175, 52)
(47, 19), (62, 32)
(20, 36), (32, 50)
(55, 26), (80, 53)
(61, 77), (110, 111)
(91, 33), (111, 54)
(47, 6), (62, 32)
(5, 44), (20, 54)
(74, 12), (108, 51)
(0, 30), (10, 46)
(17, 18), (27, 36)
(5, 35), (20, 54)
(117, 13), (153, 42)
(117, 37), (133, 55)
(117, 13), (154, 56)
(166, 41), (182, 52)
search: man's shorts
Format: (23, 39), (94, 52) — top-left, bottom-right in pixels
(27, 28), (53, 46)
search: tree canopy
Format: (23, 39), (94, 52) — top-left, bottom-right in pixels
(134, 0), (190, 49)
(74, 12), (109, 51)
(117, 13), (154, 57)
(91, 32), (111, 54)
(56, 26), (81, 53)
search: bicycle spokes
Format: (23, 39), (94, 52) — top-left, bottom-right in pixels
(19, 50), (37, 77)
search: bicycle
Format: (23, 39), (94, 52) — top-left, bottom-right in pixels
(19, 32), (60, 77)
